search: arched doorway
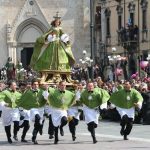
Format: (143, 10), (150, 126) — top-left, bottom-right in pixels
(21, 47), (34, 69)
(15, 18), (49, 66)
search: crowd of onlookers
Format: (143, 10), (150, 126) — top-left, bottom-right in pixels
(0, 70), (150, 125)
(71, 64), (103, 81)
(76, 75), (150, 124)
(0, 58), (150, 125)
(0, 63), (38, 83)
(0, 62), (103, 83)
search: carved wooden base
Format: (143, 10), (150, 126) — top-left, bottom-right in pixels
(39, 70), (77, 86)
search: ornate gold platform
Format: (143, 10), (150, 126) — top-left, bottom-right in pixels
(38, 70), (77, 87)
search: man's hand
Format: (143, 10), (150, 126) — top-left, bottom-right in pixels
(134, 103), (140, 108)
(4, 103), (9, 107)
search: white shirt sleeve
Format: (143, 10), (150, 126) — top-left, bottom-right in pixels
(42, 91), (49, 100)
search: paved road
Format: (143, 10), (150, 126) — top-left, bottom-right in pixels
(0, 119), (150, 150)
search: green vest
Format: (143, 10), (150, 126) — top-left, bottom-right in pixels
(0, 89), (22, 108)
(80, 88), (110, 109)
(109, 88), (143, 109)
(48, 88), (75, 110)
(18, 89), (46, 110)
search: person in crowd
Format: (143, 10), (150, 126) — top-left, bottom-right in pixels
(0, 81), (6, 117)
(18, 82), (30, 142)
(67, 82), (84, 141)
(42, 82), (54, 139)
(139, 82), (150, 125)
(80, 81), (110, 144)
(18, 79), (46, 144)
(48, 80), (75, 144)
(5, 57), (16, 80)
(0, 81), (22, 143)
(109, 81), (143, 140)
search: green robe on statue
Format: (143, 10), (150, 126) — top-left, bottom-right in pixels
(109, 89), (143, 109)
(30, 26), (75, 72)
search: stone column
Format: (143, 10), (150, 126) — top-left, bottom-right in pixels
(101, 0), (106, 44)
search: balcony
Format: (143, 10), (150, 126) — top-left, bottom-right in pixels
(117, 26), (139, 52)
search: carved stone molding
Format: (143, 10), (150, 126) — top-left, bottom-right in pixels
(6, 0), (50, 64)
(116, 5), (123, 15)
(128, 2), (136, 13)
(140, 0), (148, 10)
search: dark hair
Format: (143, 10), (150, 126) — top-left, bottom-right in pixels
(51, 19), (61, 27)
(124, 81), (131, 85)
(8, 80), (16, 87)
(19, 82), (27, 87)
(31, 78), (39, 85)
(59, 80), (66, 85)
(87, 81), (93, 85)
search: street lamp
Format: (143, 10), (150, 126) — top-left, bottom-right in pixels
(112, 47), (117, 52)
(79, 50), (94, 80)
(146, 54), (150, 61)
(146, 54), (150, 75)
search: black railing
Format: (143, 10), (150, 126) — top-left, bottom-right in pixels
(117, 26), (139, 42)
(117, 26), (139, 51)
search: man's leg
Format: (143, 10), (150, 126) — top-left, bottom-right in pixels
(39, 118), (44, 135)
(120, 115), (128, 136)
(48, 114), (54, 139)
(124, 117), (134, 140)
(68, 117), (79, 141)
(5, 125), (12, 144)
(32, 114), (41, 144)
(21, 120), (30, 142)
(13, 121), (19, 141)
(54, 127), (59, 144)
(87, 121), (97, 144)
(60, 116), (68, 136)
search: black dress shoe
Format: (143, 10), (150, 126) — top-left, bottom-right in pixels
(60, 127), (64, 136)
(33, 140), (38, 144)
(21, 139), (28, 142)
(93, 139), (97, 144)
(54, 139), (58, 144)
(32, 137), (38, 144)
(124, 135), (129, 140)
(72, 135), (76, 141)
(49, 135), (54, 139)
(92, 136), (97, 144)
(8, 138), (12, 144)
(13, 136), (18, 141)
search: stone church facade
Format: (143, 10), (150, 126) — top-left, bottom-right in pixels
(0, 0), (91, 68)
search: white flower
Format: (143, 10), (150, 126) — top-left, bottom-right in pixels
(47, 34), (53, 42)
(20, 68), (24, 72)
(61, 34), (69, 43)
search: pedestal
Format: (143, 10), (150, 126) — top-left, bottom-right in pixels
(39, 70), (77, 87)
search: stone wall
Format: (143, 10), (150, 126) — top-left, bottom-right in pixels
(0, 0), (91, 67)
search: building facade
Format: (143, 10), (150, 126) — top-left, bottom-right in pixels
(0, 0), (92, 68)
(94, 0), (150, 77)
